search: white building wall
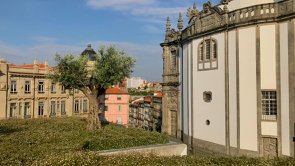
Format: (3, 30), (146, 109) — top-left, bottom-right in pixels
(179, 46), (183, 131)
(193, 33), (226, 146)
(226, 0), (280, 12)
(127, 77), (144, 88)
(228, 30), (238, 148)
(188, 43), (192, 137)
(280, 22), (290, 156)
(239, 27), (258, 151)
(182, 44), (189, 135)
(260, 24), (277, 90)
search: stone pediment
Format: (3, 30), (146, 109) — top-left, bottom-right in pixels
(186, 2), (226, 36)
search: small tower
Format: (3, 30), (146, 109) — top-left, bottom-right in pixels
(34, 58), (38, 65)
(81, 44), (97, 61)
(177, 13), (183, 32)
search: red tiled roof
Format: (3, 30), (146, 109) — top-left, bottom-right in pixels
(105, 87), (128, 94)
(154, 92), (163, 98)
(9, 64), (47, 68)
(144, 96), (152, 103)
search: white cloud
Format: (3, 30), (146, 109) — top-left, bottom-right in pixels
(0, 41), (162, 81)
(130, 7), (187, 17)
(86, 0), (187, 18)
(86, 0), (154, 9)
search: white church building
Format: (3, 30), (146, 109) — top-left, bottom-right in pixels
(161, 0), (295, 157)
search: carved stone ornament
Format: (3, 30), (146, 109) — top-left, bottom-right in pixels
(203, 91), (212, 103)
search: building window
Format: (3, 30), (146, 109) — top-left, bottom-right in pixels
(38, 101), (44, 116)
(118, 105), (121, 112)
(105, 95), (109, 100)
(117, 95), (122, 100)
(116, 116), (122, 125)
(61, 101), (66, 115)
(205, 39), (211, 61)
(262, 91), (277, 120)
(24, 102), (31, 118)
(50, 101), (56, 116)
(25, 81), (30, 94)
(57, 101), (60, 113)
(104, 106), (108, 112)
(83, 99), (88, 112)
(74, 100), (79, 113)
(170, 50), (177, 70)
(51, 83), (56, 94)
(9, 103), (17, 117)
(10, 80), (17, 94)
(198, 38), (218, 70)
(212, 41), (217, 60)
(199, 44), (204, 61)
(61, 85), (66, 94)
(38, 81), (44, 93)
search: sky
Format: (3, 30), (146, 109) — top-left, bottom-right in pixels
(0, 0), (219, 81)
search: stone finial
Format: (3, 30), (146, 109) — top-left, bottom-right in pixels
(193, 2), (197, 10)
(187, 2), (199, 21)
(45, 59), (48, 66)
(0, 58), (6, 63)
(166, 16), (171, 32)
(177, 13), (183, 32)
(87, 44), (91, 48)
(34, 58), (38, 65)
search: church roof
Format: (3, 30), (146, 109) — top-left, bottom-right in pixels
(81, 44), (97, 61)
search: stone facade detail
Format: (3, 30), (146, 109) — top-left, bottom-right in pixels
(161, 0), (295, 157)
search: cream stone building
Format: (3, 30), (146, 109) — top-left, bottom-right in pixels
(0, 45), (99, 119)
(161, 0), (295, 157)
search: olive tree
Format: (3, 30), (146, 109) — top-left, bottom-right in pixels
(49, 46), (135, 130)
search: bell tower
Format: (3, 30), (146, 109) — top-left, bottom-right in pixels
(160, 14), (182, 138)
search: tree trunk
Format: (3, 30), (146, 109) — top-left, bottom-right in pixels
(87, 95), (101, 131)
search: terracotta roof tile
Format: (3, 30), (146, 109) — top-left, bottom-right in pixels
(105, 87), (128, 94)
(9, 64), (47, 68)
(144, 96), (152, 103)
(154, 92), (163, 98)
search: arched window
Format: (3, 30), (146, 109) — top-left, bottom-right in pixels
(198, 38), (218, 70)
(170, 48), (177, 71)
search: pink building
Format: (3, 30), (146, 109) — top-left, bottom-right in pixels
(101, 87), (129, 126)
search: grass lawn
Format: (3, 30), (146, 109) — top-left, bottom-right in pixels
(2, 117), (295, 166)
(0, 117), (169, 165)
(34, 153), (295, 166)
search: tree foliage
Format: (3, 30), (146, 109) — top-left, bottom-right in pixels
(50, 45), (135, 91)
(48, 45), (135, 130)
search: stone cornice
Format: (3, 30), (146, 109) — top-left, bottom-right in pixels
(162, 0), (295, 46)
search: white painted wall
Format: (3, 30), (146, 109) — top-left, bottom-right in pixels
(261, 121), (277, 136)
(226, 0), (280, 12)
(188, 43), (192, 137)
(260, 24), (277, 89)
(182, 44), (188, 135)
(193, 33), (226, 146)
(239, 27), (258, 151)
(179, 46), (183, 131)
(280, 22), (290, 156)
(228, 30), (238, 148)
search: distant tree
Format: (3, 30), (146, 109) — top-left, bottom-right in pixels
(48, 46), (135, 130)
